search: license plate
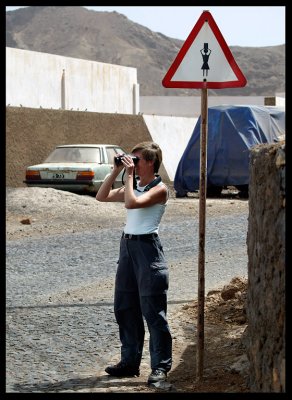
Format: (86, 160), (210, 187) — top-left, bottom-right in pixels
(45, 171), (76, 179)
(52, 173), (65, 179)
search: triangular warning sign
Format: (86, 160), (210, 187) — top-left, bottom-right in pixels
(162, 10), (247, 89)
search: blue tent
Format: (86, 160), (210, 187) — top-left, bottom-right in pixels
(174, 105), (285, 195)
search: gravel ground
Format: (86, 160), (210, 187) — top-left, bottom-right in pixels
(6, 187), (249, 393)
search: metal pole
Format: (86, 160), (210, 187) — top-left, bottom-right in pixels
(61, 69), (66, 110)
(196, 87), (208, 381)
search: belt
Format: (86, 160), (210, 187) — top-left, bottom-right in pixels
(122, 232), (158, 240)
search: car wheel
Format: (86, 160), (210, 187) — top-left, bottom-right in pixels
(236, 185), (249, 198)
(206, 186), (222, 198)
(175, 191), (188, 198)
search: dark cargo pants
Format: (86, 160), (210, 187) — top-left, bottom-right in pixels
(114, 234), (172, 372)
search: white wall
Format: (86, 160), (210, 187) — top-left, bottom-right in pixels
(6, 47), (138, 114)
(143, 115), (197, 180)
(140, 95), (270, 117)
(6, 47), (285, 118)
(275, 96), (285, 107)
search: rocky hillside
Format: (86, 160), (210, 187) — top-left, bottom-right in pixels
(6, 6), (285, 96)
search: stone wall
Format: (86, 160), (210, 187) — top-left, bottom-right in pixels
(246, 142), (285, 392)
(6, 107), (169, 187)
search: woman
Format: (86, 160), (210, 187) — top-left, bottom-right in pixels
(96, 141), (172, 386)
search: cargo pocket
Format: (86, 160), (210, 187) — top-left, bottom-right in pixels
(149, 262), (169, 294)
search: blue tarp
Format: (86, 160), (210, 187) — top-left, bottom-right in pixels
(174, 105), (285, 194)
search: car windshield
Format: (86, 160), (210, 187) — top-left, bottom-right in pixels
(44, 147), (101, 163)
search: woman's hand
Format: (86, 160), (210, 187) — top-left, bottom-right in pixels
(121, 154), (135, 177)
(113, 153), (126, 173)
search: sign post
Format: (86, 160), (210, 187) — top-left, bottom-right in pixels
(162, 10), (246, 381)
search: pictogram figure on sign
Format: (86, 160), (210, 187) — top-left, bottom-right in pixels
(200, 43), (211, 77)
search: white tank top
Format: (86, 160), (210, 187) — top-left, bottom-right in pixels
(124, 181), (168, 235)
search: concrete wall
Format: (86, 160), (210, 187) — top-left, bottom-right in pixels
(6, 107), (196, 186)
(6, 47), (138, 115)
(6, 107), (174, 187)
(143, 115), (197, 180)
(6, 47), (285, 119)
(246, 142), (285, 392)
(140, 95), (278, 117)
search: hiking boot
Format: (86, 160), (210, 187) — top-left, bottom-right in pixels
(147, 369), (167, 384)
(105, 361), (140, 377)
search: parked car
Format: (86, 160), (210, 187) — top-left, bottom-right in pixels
(174, 105), (285, 198)
(24, 144), (127, 194)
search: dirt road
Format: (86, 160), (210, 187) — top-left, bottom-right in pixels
(6, 187), (250, 392)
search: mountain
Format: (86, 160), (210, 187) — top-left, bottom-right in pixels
(6, 6), (285, 97)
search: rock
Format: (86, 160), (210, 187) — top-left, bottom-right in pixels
(20, 218), (31, 225)
(221, 286), (239, 301)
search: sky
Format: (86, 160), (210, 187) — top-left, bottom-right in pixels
(5, 6), (285, 47)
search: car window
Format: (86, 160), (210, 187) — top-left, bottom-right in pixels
(44, 147), (101, 163)
(106, 147), (125, 164)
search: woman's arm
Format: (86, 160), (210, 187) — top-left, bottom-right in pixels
(96, 161), (125, 202)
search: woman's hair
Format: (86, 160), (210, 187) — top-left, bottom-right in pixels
(131, 141), (162, 173)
